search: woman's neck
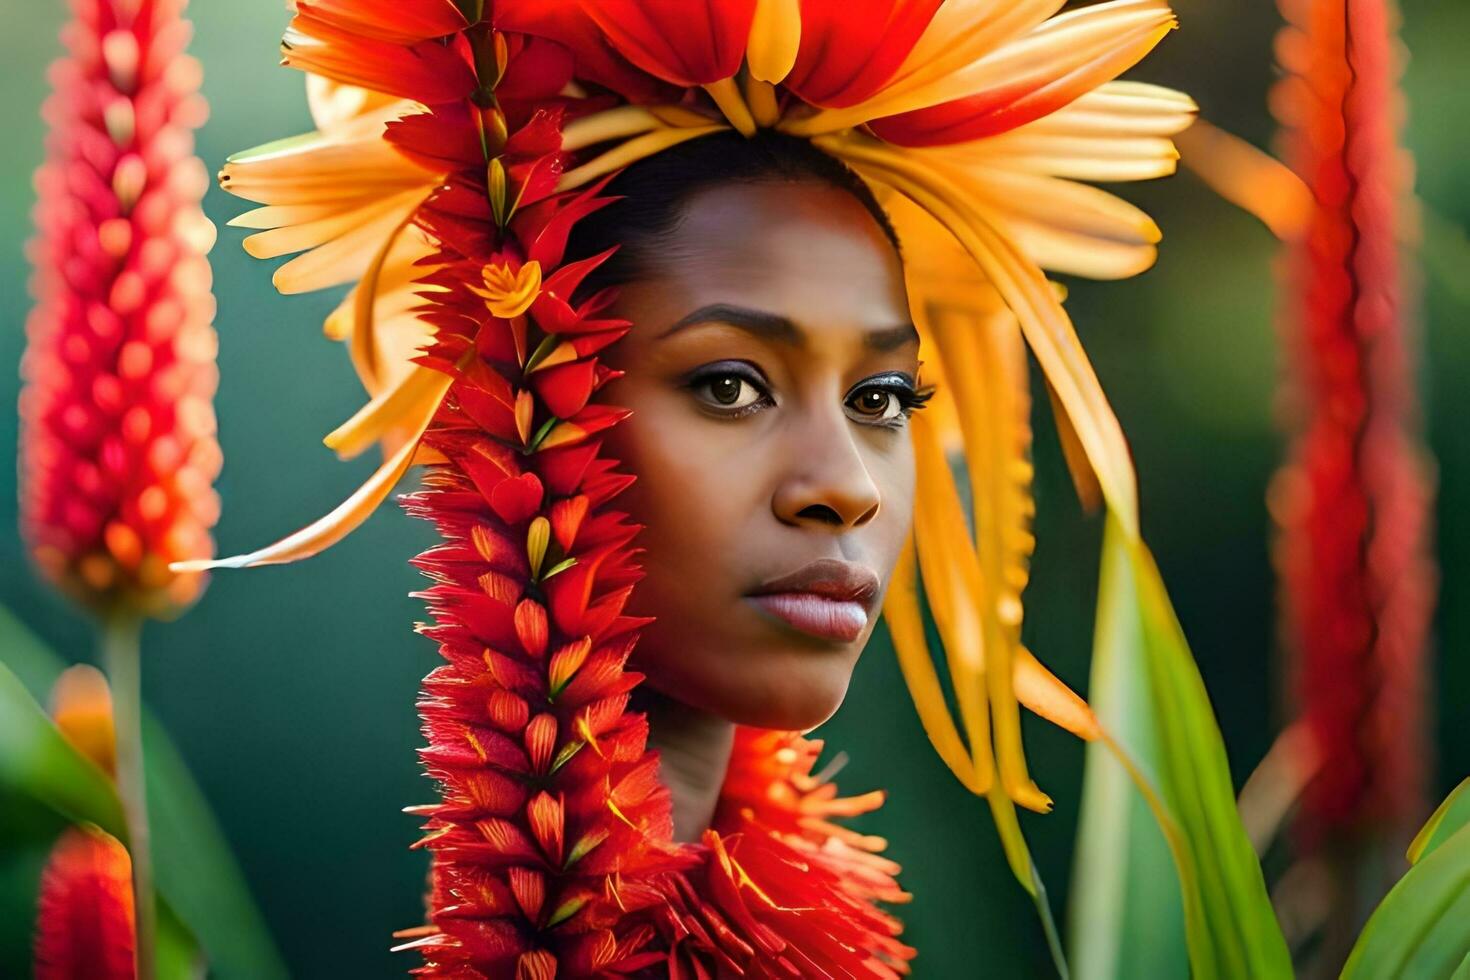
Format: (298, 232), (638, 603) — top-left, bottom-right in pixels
(637, 689), (735, 843)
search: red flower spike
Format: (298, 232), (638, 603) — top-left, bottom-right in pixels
(34, 826), (136, 980)
(531, 358), (599, 420)
(1272, 0), (1435, 853)
(21, 0), (220, 617)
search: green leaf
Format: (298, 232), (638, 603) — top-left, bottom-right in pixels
(0, 655), (125, 837)
(1410, 777), (1470, 865)
(1343, 821), (1470, 978)
(1073, 516), (1291, 979)
(0, 606), (287, 979)
(1069, 520), (1185, 980)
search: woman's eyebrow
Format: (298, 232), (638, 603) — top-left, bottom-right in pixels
(866, 323), (920, 352)
(658, 303), (920, 352)
(658, 303), (801, 344)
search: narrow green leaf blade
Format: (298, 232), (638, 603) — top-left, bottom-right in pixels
(1410, 777), (1470, 865)
(1343, 822), (1470, 979)
(1079, 516), (1291, 979)
(1069, 520), (1186, 980)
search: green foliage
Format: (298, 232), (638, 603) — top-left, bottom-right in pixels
(0, 606), (286, 979)
(1071, 516), (1291, 979)
(1343, 780), (1470, 979)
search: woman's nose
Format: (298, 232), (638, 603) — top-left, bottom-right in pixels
(771, 414), (882, 530)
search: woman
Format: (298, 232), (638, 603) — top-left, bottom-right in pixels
(188, 3), (1190, 975)
(569, 132), (925, 841)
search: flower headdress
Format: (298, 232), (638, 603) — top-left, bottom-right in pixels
(184, 0), (1194, 972)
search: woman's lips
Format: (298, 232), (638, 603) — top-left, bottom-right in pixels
(745, 558), (881, 643)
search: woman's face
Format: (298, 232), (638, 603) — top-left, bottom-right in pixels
(601, 179), (920, 731)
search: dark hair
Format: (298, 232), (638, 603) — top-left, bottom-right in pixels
(563, 129), (900, 302)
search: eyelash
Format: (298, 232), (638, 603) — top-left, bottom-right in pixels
(684, 362), (934, 428)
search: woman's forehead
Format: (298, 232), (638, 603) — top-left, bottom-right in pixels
(648, 181), (910, 329)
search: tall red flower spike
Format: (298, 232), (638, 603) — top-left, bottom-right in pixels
(1271, 0), (1435, 849)
(20, 0), (220, 617)
(34, 826), (138, 980)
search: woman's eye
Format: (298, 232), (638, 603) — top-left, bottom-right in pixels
(847, 387), (905, 423)
(693, 373), (765, 412)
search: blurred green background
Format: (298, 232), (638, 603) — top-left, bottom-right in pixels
(2, 1), (1467, 977)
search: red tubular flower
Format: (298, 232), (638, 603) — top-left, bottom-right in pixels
(34, 826), (137, 980)
(20, 0), (220, 617)
(1270, 0), (1435, 844)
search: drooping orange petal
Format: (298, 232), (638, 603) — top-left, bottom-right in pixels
(171, 373), (449, 571)
(883, 541), (986, 794)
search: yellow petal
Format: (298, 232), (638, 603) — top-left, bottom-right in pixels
(823, 135), (1140, 536)
(348, 220), (438, 390)
(925, 302), (1047, 810)
(270, 187), (431, 295)
(556, 125), (728, 192)
(746, 0), (801, 84)
(560, 106), (664, 151)
(323, 363), (448, 460)
(703, 78), (757, 137)
(883, 541), (987, 794)
(170, 376), (449, 571)
(911, 411), (993, 786)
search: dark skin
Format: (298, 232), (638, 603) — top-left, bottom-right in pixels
(600, 180), (922, 839)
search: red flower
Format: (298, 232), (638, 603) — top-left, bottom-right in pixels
(20, 0), (220, 616)
(34, 827), (137, 980)
(1271, 0), (1434, 843)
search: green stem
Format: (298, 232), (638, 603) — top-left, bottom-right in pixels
(103, 613), (154, 980)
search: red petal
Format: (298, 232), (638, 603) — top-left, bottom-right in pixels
(294, 0), (468, 44)
(531, 358), (598, 419)
(575, 0), (756, 87)
(549, 495), (590, 552)
(784, 0), (942, 108)
(496, 2), (679, 103)
(283, 13), (477, 104)
(514, 597), (550, 658)
(489, 472), (544, 525)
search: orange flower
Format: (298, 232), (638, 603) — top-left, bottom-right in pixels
(20, 0), (219, 617)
